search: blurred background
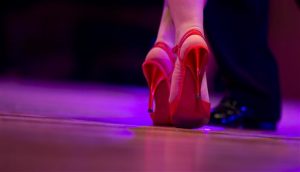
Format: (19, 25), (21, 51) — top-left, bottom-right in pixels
(0, 0), (299, 99)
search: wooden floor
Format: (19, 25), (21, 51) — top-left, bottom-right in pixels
(0, 80), (300, 172)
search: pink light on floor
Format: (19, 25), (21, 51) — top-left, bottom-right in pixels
(0, 79), (299, 137)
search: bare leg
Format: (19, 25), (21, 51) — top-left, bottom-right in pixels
(156, 1), (175, 47)
(167, 0), (206, 41)
(144, 2), (175, 64)
(142, 3), (176, 126)
(167, 0), (209, 103)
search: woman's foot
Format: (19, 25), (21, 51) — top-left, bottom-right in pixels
(169, 28), (210, 128)
(170, 27), (209, 104)
(142, 42), (175, 126)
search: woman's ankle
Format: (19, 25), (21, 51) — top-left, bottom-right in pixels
(176, 25), (204, 44)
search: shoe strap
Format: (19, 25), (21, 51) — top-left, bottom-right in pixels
(172, 29), (204, 57)
(154, 42), (176, 64)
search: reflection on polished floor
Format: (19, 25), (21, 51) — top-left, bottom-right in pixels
(0, 80), (299, 171)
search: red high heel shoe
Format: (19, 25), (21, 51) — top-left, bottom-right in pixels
(170, 29), (211, 128)
(142, 42), (175, 126)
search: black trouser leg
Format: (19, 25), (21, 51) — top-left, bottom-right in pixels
(204, 0), (281, 123)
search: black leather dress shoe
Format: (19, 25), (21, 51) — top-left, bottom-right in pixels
(209, 97), (277, 130)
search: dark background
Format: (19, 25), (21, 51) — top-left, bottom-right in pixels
(0, 0), (299, 98)
(0, 0), (162, 85)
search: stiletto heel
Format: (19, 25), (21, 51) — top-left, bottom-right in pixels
(171, 29), (210, 128)
(185, 47), (209, 99)
(148, 89), (154, 112)
(146, 66), (165, 113)
(142, 42), (175, 126)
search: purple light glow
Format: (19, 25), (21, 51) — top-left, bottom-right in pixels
(0, 79), (299, 138)
(198, 125), (225, 134)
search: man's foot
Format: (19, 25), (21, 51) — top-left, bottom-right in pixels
(209, 97), (277, 130)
